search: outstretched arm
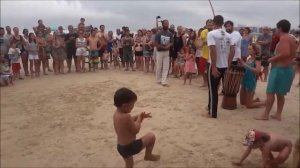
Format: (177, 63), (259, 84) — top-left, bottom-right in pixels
(233, 147), (252, 166)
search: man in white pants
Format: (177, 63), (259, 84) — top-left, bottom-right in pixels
(154, 20), (174, 87)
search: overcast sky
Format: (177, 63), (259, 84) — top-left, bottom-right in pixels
(1, 0), (299, 32)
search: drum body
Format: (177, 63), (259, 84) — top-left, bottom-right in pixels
(222, 65), (245, 110)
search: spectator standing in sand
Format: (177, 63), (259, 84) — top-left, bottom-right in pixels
(205, 15), (234, 118)
(154, 20), (174, 87)
(0, 27), (10, 63)
(21, 28), (30, 76)
(121, 29), (135, 71)
(52, 30), (67, 75)
(255, 20), (297, 121)
(65, 25), (78, 73)
(199, 19), (213, 87)
(241, 27), (253, 62)
(257, 27), (272, 82)
(5, 26), (13, 44)
(97, 25), (108, 70)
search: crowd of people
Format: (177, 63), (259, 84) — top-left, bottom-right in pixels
(1, 15), (300, 168)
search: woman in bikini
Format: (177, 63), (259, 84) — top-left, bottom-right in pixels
(134, 30), (144, 71)
(143, 30), (154, 73)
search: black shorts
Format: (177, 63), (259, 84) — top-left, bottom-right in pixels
(261, 60), (269, 67)
(99, 48), (105, 57)
(169, 48), (177, 59)
(67, 49), (76, 59)
(135, 51), (143, 57)
(117, 139), (143, 158)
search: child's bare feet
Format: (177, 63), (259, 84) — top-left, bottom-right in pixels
(144, 154), (160, 161)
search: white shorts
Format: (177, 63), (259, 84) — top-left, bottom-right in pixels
(29, 54), (39, 60)
(76, 47), (88, 56)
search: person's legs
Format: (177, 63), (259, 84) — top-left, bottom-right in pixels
(21, 52), (29, 76)
(59, 59), (64, 74)
(76, 56), (81, 72)
(36, 59), (41, 77)
(245, 91), (266, 108)
(270, 94), (285, 121)
(207, 65), (221, 118)
(151, 57), (155, 73)
(189, 73), (192, 84)
(263, 66), (269, 82)
(183, 72), (187, 84)
(123, 157), (134, 168)
(161, 52), (170, 85)
(145, 57), (150, 73)
(141, 132), (160, 161)
(81, 56), (85, 72)
(240, 87), (246, 105)
(29, 59), (34, 77)
(42, 53), (48, 75)
(67, 58), (72, 72)
(155, 52), (163, 83)
(271, 144), (292, 166)
(255, 93), (275, 120)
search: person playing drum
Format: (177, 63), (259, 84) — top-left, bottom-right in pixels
(239, 43), (266, 108)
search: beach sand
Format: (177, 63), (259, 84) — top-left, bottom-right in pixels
(1, 67), (299, 168)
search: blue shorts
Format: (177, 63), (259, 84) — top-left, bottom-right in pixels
(90, 50), (99, 58)
(266, 66), (294, 95)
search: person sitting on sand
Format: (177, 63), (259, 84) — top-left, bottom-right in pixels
(113, 88), (160, 168)
(233, 129), (292, 168)
(239, 43), (265, 108)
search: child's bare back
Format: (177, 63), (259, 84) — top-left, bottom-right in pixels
(262, 133), (292, 153)
(113, 111), (137, 145)
(113, 88), (160, 168)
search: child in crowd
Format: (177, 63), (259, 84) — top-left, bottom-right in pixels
(8, 42), (23, 80)
(184, 47), (195, 85)
(173, 48), (185, 78)
(102, 48), (109, 70)
(0, 56), (13, 86)
(26, 32), (39, 77)
(113, 88), (160, 168)
(87, 28), (100, 72)
(112, 43), (121, 68)
(239, 44), (266, 108)
(233, 129), (292, 168)
(75, 30), (88, 72)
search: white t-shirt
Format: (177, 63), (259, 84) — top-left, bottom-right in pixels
(229, 31), (242, 61)
(115, 34), (122, 48)
(207, 28), (233, 68)
(8, 48), (21, 64)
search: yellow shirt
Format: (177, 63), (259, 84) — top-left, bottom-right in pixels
(200, 29), (209, 59)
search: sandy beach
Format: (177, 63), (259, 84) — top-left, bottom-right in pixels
(1, 67), (299, 168)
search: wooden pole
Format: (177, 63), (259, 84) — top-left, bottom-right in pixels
(209, 0), (216, 17)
